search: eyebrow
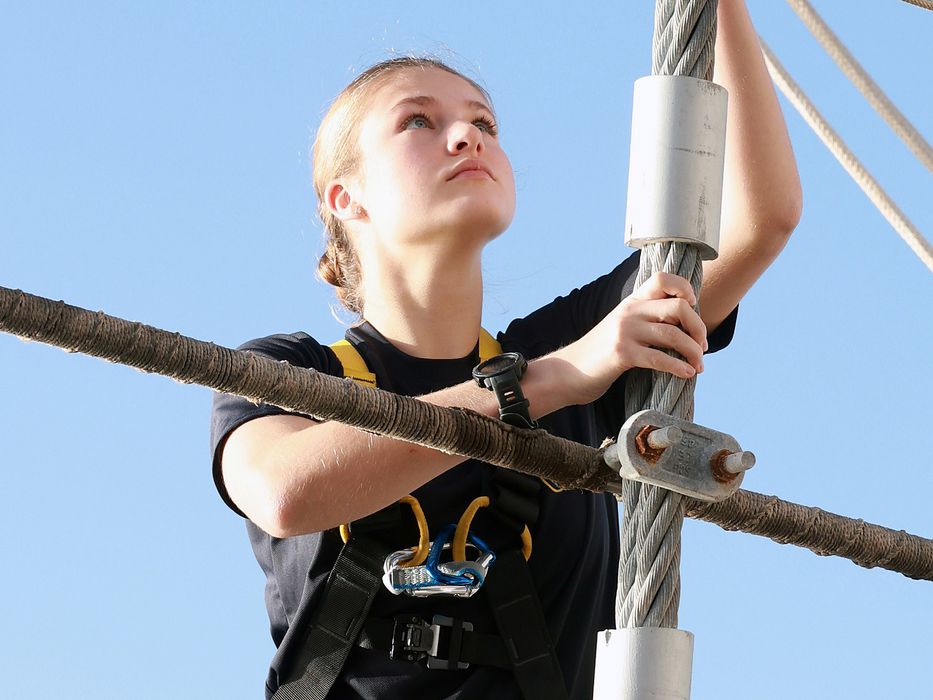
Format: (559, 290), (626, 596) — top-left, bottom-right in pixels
(390, 95), (494, 116)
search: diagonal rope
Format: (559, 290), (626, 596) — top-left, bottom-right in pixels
(761, 40), (933, 273)
(2, 284), (933, 580)
(902, 0), (933, 12)
(616, 0), (719, 631)
(787, 0), (933, 172)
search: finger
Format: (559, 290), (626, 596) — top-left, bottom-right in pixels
(637, 347), (699, 379)
(640, 323), (705, 372)
(633, 272), (697, 306)
(654, 298), (707, 351)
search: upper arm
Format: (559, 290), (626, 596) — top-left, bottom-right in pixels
(208, 332), (339, 520)
(220, 413), (320, 528)
(697, 0), (802, 332)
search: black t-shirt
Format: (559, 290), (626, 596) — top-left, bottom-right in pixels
(210, 252), (737, 699)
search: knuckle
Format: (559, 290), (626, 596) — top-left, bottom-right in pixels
(647, 353), (666, 372)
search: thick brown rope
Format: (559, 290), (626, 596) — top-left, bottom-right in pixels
(2, 284), (932, 581)
(684, 491), (933, 581)
(0, 286), (616, 493)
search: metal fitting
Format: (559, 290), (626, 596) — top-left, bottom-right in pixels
(711, 449), (756, 483)
(624, 75), (729, 260)
(603, 410), (753, 502)
(635, 425), (684, 463)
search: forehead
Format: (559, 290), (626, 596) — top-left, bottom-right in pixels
(366, 66), (492, 115)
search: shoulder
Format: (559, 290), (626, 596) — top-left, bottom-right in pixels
(235, 331), (342, 373)
(209, 330), (346, 516)
(210, 329), (347, 448)
(501, 252), (641, 358)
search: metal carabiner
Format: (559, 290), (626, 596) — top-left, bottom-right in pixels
(382, 526), (496, 597)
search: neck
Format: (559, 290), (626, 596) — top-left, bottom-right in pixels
(359, 249), (483, 359)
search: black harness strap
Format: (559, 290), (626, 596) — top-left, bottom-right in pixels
(484, 549), (567, 699)
(482, 469), (569, 700)
(270, 536), (384, 700)
(267, 335), (567, 699)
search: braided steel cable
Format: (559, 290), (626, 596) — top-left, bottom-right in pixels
(761, 41), (933, 273)
(787, 0), (933, 172)
(616, 0), (718, 630)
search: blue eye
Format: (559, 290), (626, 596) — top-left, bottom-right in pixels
(403, 113), (432, 130)
(473, 116), (498, 136)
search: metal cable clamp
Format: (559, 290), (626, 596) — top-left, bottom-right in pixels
(604, 409), (755, 502)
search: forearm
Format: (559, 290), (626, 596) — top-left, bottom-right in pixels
(701, 0), (803, 327)
(223, 274), (709, 538)
(222, 352), (577, 538)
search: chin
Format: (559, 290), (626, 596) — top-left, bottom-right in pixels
(442, 200), (514, 242)
(456, 213), (511, 247)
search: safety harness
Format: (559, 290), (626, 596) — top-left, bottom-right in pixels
(268, 331), (568, 700)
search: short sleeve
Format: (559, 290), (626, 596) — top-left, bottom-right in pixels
(501, 251), (642, 358)
(209, 332), (342, 516)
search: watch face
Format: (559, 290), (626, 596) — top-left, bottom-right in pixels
(480, 354), (517, 376)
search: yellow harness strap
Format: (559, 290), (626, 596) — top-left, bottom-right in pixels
(454, 496), (532, 562)
(330, 329), (505, 565)
(477, 327), (501, 363)
(329, 340), (377, 388)
(330, 329), (501, 390)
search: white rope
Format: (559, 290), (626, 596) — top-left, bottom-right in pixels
(786, 0), (933, 172)
(760, 40), (933, 274)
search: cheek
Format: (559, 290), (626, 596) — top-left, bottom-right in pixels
(498, 156), (517, 207)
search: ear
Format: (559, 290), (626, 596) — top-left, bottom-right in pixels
(325, 180), (367, 222)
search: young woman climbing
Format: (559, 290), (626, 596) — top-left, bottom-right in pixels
(210, 2), (801, 697)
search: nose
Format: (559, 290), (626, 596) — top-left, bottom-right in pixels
(446, 120), (484, 156)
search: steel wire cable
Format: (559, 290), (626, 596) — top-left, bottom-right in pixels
(615, 0), (718, 630)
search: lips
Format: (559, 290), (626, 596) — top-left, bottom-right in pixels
(447, 159), (494, 181)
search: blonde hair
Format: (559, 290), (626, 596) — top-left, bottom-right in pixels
(312, 57), (491, 315)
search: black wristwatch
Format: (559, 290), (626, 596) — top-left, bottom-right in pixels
(472, 352), (537, 430)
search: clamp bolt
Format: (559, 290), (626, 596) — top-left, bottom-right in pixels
(645, 426), (683, 451)
(711, 450), (756, 482)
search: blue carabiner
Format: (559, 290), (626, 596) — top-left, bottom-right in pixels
(424, 524), (495, 587)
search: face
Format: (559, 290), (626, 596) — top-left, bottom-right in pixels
(347, 67), (516, 254)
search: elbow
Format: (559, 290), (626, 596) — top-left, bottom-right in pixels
(755, 183), (803, 254)
(254, 492), (304, 540)
(227, 462), (323, 539)
(254, 481), (324, 539)
(777, 182), (803, 238)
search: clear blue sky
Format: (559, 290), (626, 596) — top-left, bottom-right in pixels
(2, 2), (931, 698)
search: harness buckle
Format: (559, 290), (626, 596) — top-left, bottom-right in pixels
(389, 615), (473, 670)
